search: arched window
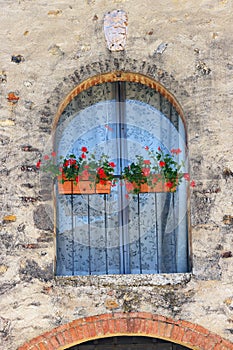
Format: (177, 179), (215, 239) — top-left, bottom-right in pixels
(55, 73), (190, 276)
(67, 336), (191, 349)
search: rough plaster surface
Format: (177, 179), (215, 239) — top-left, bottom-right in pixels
(0, 0), (233, 349)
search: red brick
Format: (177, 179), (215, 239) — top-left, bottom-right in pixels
(94, 320), (103, 336)
(43, 341), (54, 350)
(143, 319), (155, 335)
(139, 318), (147, 334)
(28, 335), (45, 346)
(82, 316), (94, 324)
(171, 324), (185, 343)
(220, 340), (233, 350)
(42, 330), (56, 343)
(212, 334), (224, 346)
(133, 318), (143, 334)
(182, 328), (196, 345)
(81, 324), (91, 338)
(113, 312), (126, 319)
(69, 327), (79, 342)
(100, 319), (110, 335)
(115, 317), (128, 333)
(126, 317), (135, 333)
(151, 319), (159, 336)
(158, 321), (167, 338)
(60, 330), (72, 344)
(126, 312), (141, 319)
(162, 322), (174, 339)
(194, 333), (209, 349)
(55, 331), (66, 346)
(17, 344), (31, 350)
(87, 322), (96, 338)
(136, 312), (152, 320)
(73, 323), (85, 341)
(49, 335), (60, 347)
(37, 343), (47, 350)
(157, 315), (167, 323)
(96, 313), (112, 321)
(164, 316), (176, 325)
(71, 318), (85, 328)
(194, 323), (210, 335)
(107, 319), (115, 334)
(94, 320), (107, 336)
(190, 332), (204, 347)
(181, 320), (195, 328)
(214, 342), (233, 350)
(204, 333), (221, 350)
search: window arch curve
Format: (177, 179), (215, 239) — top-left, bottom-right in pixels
(68, 336), (190, 350)
(54, 72), (190, 276)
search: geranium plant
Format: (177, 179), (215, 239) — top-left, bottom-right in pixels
(121, 146), (189, 194)
(36, 147), (116, 186)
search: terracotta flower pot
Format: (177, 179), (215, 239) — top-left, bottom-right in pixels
(57, 175), (111, 195)
(126, 175), (177, 194)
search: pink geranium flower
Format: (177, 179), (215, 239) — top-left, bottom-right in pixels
(183, 173), (190, 181)
(171, 148), (181, 155)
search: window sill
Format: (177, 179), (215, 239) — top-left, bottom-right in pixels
(55, 272), (192, 287)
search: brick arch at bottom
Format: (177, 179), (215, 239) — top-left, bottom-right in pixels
(18, 312), (233, 350)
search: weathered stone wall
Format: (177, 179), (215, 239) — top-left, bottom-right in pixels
(0, 0), (233, 349)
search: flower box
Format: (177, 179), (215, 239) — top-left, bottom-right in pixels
(126, 175), (177, 194)
(57, 175), (111, 195)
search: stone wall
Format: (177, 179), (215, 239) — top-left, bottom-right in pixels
(0, 0), (233, 349)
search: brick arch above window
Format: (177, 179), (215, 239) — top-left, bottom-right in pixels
(17, 312), (233, 350)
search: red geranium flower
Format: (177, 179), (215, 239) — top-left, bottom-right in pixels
(108, 162), (116, 168)
(44, 155), (49, 160)
(165, 181), (173, 189)
(98, 168), (107, 179)
(81, 153), (86, 159)
(81, 147), (88, 153)
(145, 146), (149, 151)
(36, 160), (41, 169)
(51, 151), (56, 157)
(143, 160), (151, 165)
(64, 159), (76, 166)
(142, 167), (150, 177)
(159, 161), (166, 167)
(99, 179), (107, 185)
(69, 159), (76, 165)
(190, 180), (196, 187)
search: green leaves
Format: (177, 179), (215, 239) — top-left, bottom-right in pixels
(122, 147), (185, 193)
